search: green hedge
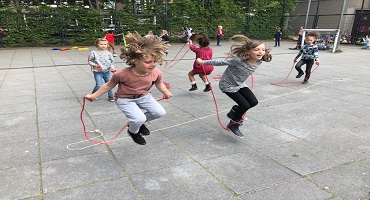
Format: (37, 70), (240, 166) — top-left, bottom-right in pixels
(0, 1), (294, 47)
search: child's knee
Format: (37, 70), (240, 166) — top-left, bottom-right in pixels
(151, 108), (166, 119)
(251, 100), (258, 108)
(154, 109), (166, 118)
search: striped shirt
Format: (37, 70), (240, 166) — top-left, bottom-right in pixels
(295, 44), (319, 61)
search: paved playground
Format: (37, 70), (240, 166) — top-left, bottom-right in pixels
(0, 40), (369, 200)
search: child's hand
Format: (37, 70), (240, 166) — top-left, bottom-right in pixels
(196, 58), (204, 64)
(188, 40), (193, 45)
(293, 59), (297, 63)
(315, 61), (320, 65)
(110, 69), (116, 74)
(84, 94), (95, 102)
(163, 92), (173, 100)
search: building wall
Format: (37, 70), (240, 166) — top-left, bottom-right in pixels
(289, 0), (370, 36)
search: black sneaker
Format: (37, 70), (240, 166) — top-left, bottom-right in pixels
(203, 84), (211, 92)
(227, 120), (244, 138)
(139, 124), (150, 135)
(108, 96), (115, 102)
(189, 83), (198, 91)
(127, 130), (146, 145)
(296, 72), (304, 78)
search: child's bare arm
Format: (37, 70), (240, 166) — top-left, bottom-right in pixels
(156, 82), (172, 99)
(85, 82), (116, 101)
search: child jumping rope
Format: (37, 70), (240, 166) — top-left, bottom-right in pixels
(294, 31), (320, 84)
(88, 38), (116, 102)
(188, 34), (214, 92)
(196, 35), (272, 137)
(84, 32), (172, 145)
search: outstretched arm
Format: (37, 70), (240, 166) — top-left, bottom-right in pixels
(85, 82), (116, 101)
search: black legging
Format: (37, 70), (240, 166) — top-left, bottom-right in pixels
(295, 59), (314, 80)
(225, 87), (258, 121)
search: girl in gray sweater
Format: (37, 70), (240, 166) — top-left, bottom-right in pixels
(196, 35), (272, 137)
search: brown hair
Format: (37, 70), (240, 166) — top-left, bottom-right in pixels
(306, 31), (320, 38)
(196, 34), (210, 47)
(228, 34), (272, 62)
(95, 38), (108, 47)
(120, 32), (169, 67)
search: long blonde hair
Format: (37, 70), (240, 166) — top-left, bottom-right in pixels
(228, 35), (272, 62)
(120, 32), (169, 67)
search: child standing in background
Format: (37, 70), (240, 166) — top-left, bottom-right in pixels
(88, 38), (116, 102)
(196, 35), (272, 137)
(274, 27), (282, 47)
(105, 30), (122, 57)
(294, 31), (320, 84)
(188, 34), (214, 92)
(217, 26), (223, 46)
(84, 32), (172, 145)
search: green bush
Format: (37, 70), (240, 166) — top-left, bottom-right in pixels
(0, 0), (298, 47)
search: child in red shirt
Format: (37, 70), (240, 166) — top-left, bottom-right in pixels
(188, 34), (214, 92)
(217, 26), (223, 46)
(104, 30), (122, 57)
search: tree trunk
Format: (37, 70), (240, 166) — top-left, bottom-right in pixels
(95, 0), (100, 10)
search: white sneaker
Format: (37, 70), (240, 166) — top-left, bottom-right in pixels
(113, 54), (117, 57)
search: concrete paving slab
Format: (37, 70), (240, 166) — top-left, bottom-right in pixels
(0, 139), (39, 169)
(308, 161), (370, 199)
(307, 130), (370, 161)
(43, 178), (140, 200)
(0, 164), (40, 200)
(0, 110), (36, 127)
(130, 162), (234, 200)
(258, 140), (353, 176)
(112, 139), (194, 174)
(1, 123), (38, 144)
(241, 178), (333, 200)
(38, 117), (94, 138)
(42, 153), (126, 193)
(201, 152), (300, 194)
(40, 133), (109, 162)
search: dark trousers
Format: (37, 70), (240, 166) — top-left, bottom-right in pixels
(225, 87), (258, 121)
(297, 35), (303, 45)
(217, 35), (221, 46)
(295, 59), (314, 80)
(274, 38), (281, 46)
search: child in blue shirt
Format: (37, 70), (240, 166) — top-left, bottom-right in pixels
(274, 27), (282, 47)
(294, 31), (320, 84)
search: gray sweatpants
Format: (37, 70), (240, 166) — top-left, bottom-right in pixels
(115, 93), (166, 134)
